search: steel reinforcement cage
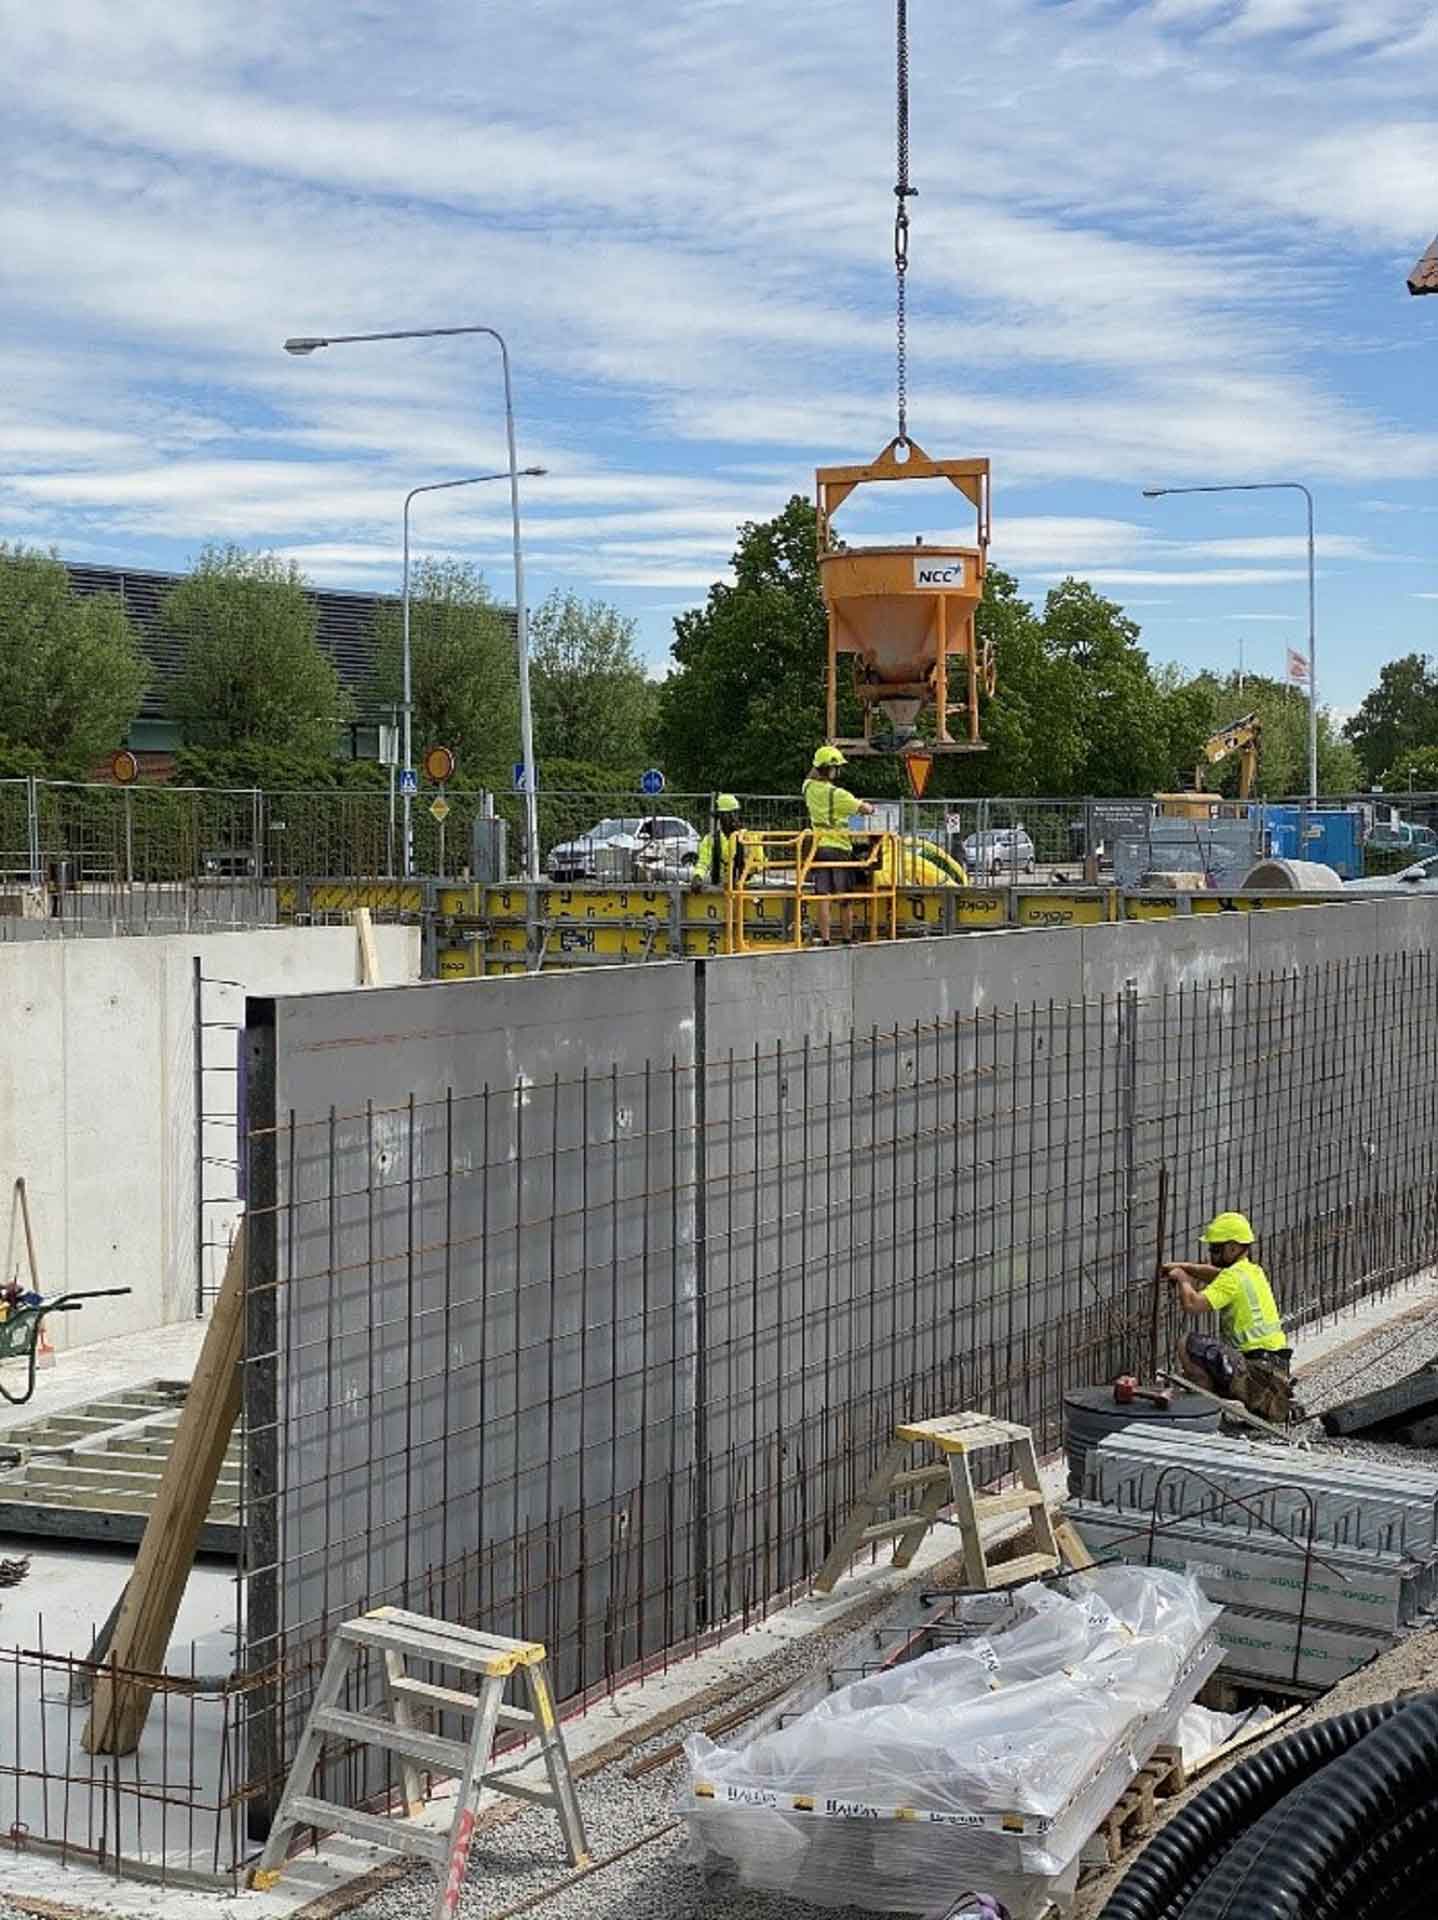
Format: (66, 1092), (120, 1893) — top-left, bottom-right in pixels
(231, 946), (1438, 1848)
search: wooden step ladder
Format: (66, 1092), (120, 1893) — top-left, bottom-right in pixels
(813, 1411), (1059, 1595)
(250, 1606), (590, 1919)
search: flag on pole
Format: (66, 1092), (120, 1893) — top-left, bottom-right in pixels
(1286, 648), (1310, 687)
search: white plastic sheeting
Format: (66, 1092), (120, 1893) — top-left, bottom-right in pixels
(683, 1566), (1222, 1917)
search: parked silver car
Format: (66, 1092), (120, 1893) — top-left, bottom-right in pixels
(959, 826), (1037, 877)
(546, 815), (699, 882)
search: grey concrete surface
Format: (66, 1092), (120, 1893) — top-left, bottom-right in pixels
(241, 906), (1438, 1825)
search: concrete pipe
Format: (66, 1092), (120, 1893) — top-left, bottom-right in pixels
(1239, 857), (1343, 891)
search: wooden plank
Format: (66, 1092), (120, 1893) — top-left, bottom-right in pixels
(1054, 1519), (1096, 1571)
(352, 907), (381, 985)
(84, 1225), (246, 1755)
(1189, 1703), (1304, 1779)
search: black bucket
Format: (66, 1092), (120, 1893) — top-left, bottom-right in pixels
(1063, 1385), (1220, 1498)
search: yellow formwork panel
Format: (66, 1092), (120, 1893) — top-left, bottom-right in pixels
(479, 886), (676, 922)
(1124, 897), (1180, 921)
(438, 947), (478, 979)
(1015, 894), (1099, 930)
(336, 882), (424, 914)
(955, 892), (1006, 929)
(546, 926), (677, 958)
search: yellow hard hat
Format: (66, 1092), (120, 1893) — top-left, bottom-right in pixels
(1203, 1211), (1255, 1246)
(813, 744), (846, 768)
(716, 793), (741, 813)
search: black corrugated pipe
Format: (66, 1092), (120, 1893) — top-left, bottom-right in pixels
(1099, 1703), (1403, 1920)
(1178, 1693), (1438, 1918)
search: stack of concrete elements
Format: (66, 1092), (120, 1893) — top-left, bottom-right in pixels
(1066, 1430), (1438, 1694)
(683, 1566), (1222, 1919)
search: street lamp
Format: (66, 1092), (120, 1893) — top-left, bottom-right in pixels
(399, 469), (546, 877)
(283, 324), (544, 878)
(1142, 481), (1317, 802)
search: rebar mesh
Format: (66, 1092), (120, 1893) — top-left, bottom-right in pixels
(236, 947), (1438, 1830)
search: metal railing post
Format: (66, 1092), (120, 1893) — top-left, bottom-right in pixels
(26, 776), (40, 888)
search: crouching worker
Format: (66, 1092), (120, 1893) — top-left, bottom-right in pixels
(1166, 1212), (1299, 1425)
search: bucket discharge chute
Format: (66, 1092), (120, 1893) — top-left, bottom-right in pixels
(818, 437), (993, 755)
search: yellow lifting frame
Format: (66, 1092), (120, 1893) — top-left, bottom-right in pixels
(723, 830), (899, 955)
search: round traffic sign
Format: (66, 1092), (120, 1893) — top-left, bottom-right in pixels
(424, 745), (455, 784)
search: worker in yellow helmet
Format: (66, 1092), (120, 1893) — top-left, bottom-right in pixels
(803, 745), (875, 945)
(1166, 1212), (1297, 1424)
(694, 794), (756, 887)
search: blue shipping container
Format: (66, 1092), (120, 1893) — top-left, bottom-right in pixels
(1257, 807), (1362, 880)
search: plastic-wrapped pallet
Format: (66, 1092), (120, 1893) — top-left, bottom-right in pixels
(683, 1566), (1221, 1916)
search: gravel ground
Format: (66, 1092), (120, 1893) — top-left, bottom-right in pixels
(1296, 1293), (1438, 1456)
(341, 1303), (1438, 1920)
(341, 1587), (942, 1920)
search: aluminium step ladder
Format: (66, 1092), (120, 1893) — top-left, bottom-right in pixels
(813, 1410), (1059, 1595)
(250, 1606), (589, 1919)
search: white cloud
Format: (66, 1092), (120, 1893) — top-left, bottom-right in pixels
(2, 0), (1436, 648)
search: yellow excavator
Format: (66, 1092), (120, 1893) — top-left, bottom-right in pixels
(1157, 713), (1262, 819)
(1197, 712), (1262, 798)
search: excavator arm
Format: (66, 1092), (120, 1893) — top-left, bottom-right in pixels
(1195, 712), (1262, 800)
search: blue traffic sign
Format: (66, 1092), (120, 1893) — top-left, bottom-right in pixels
(640, 767), (666, 796)
(513, 761), (539, 793)
(399, 768), (419, 797)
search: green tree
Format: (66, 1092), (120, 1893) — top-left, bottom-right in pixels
(1038, 579), (1176, 795)
(529, 590), (657, 767)
(0, 544), (149, 774)
(1186, 673), (1359, 796)
(1344, 654), (1438, 784)
(1377, 745), (1438, 795)
(164, 546), (347, 755)
(654, 496), (835, 792)
(373, 557), (518, 787)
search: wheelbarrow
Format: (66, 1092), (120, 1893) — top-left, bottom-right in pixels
(0, 1289), (132, 1406)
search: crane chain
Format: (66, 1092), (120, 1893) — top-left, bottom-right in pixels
(894, 0), (917, 445)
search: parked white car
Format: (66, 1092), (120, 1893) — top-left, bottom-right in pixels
(1347, 855), (1438, 892)
(546, 815), (699, 882)
(959, 827), (1037, 877)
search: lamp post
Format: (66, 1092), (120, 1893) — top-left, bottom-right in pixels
(399, 470), (545, 877)
(1142, 481), (1317, 802)
(284, 324), (544, 878)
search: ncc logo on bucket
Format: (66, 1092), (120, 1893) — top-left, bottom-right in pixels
(913, 557), (967, 589)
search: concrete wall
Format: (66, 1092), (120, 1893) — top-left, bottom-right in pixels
(0, 924), (420, 1350)
(243, 901), (1438, 1784)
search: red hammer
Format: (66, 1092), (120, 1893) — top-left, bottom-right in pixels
(1114, 1374), (1173, 1410)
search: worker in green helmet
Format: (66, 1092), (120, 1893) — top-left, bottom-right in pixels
(1166, 1212), (1298, 1424)
(694, 793), (753, 887)
(803, 744), (875, 944)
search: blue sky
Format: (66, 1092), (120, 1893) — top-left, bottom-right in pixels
(4, 0), (1436, 717)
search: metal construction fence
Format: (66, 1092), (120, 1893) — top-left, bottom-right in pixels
(232, 945), (1438, 1855)
(9, 776), (1433, 939)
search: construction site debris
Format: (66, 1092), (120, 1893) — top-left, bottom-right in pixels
(683, 1566), (1220, 1916)
(0, 1555), (29, 1588)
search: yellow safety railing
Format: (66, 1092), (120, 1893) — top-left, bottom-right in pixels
(723, 831), (899, 955)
